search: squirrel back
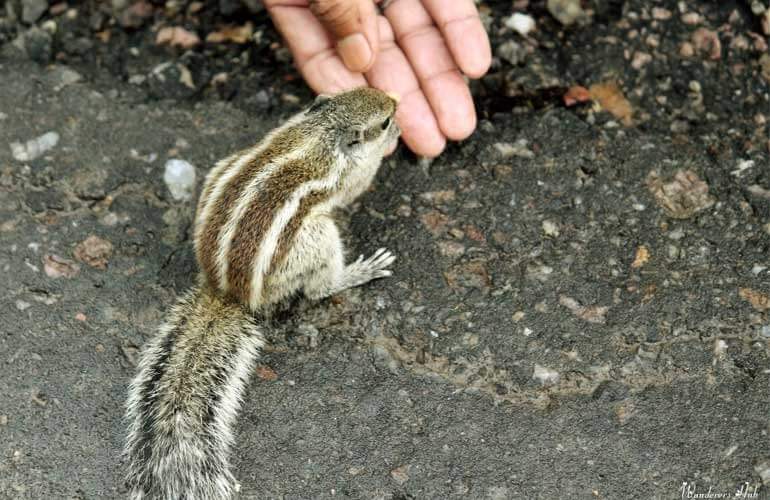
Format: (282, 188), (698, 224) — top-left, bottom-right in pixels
(126, 87), (400, 499)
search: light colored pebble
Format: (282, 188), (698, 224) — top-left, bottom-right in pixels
(10, 131), (60, 161)
(163, 159), (197, 201)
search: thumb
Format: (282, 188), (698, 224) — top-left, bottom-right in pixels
(309, 0), (379, 73)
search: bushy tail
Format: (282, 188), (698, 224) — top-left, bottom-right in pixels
(125, 282), (263, 499)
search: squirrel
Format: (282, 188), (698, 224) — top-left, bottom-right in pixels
(124, 87), (401, 499)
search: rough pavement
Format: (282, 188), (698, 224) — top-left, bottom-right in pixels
(1, 1), (770, 499)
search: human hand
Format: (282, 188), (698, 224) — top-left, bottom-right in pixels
(264, 0), (491, 157)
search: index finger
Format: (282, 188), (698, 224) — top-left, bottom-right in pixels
(420, 0), (491, 78)
(268, 5), (366, 92)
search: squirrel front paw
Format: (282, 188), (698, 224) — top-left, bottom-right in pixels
(345, 248), (396, 286)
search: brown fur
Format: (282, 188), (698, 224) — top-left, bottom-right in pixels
(225, 155), (333, 304)
(269, 189), (333, 272)
(197, 127), (310, 288)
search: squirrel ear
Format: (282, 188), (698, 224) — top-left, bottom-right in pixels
(340, 127), (365, 151)
(308, 94), (331, 113)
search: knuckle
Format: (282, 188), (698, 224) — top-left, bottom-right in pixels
(309, 0), (359, 31)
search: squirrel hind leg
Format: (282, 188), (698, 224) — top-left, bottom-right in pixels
(267, 215), (395, 303)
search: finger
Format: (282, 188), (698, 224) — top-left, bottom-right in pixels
(267, 4), (366, 93)
(384, 0), (477, 141)
(365, 16), (446, 157)
(420, 0), (491, 78)
(308, 0), (380, 72)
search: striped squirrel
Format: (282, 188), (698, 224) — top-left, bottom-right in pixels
(125, 87), (400, 499)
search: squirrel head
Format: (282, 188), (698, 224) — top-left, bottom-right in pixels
(305, 87), (401, 163)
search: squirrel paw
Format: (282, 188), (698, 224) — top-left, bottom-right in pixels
(347, 248), (396, 285)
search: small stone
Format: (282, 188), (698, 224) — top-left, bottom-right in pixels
(651, 7), (672, 20)
(22, 0), (49, 24)
(692, 28), (721, 60)
(156, 26), (201, 49)
(75, 312), (87, 321)
(761, 9), (770, 36)
(670, 120), (690, 134)
(15, 300), (32, 311)
(390, 465), (410, 485)
(255, 365), (278, 381)
(646, 34), (660, 48)
(50, 66), (82, 91)
(419, 190), (455, 205)
(739, 288), (770, 312)
(493, 165), (513, 179)
(444, 262), (491, 292)
(395, 204), (411, 217)
(526, 263), (553, 282)
(756, 461), (770, 485)
(43, 254), (80, 278)
(646, 169), (715, 219)
(631, 245), (650, 268)
(420, 210), (449, 236)
(681, 12), (703, 25)
(679, 42), (695, 57)
(31, 389), (47, 407)
(505, 12), (536, 35)
(494, 139), (534, 159)
(437, 241), (465, 258)
(463, 225), (485, 242)
(588, 82), (633, 126)
(631, 51), (652, 70)
(731, 159), (754, 177)
(10, 131), (59, 161)
(542, 220), (560, 237)
(533, 364), (560, 385)
(496, 40), (527, 66)
(16, 26), (53, 63)
(73, 235), (114, 269)
(206, 22), (254, 44)
(667, 228), (685, 240)
(559, 295), (609, 323)
(760, 54), (770, 84)
(667, 244), (680, 259)
(49, 2), (68, 16)
(117, 0), (154, 28)
(147, 62), (198, 99)
(164, 159), (197, 201)
(547, 0), (587, 25)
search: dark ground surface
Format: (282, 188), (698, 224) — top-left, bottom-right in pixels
(1, 0), (770, 498)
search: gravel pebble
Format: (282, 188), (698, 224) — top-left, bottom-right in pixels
(505, 12), (536, 35)
(21, 0), (48, 24)
(533, 364), (560, 385)
(547, 0), (586, 25)
(10, 131), (59, 161)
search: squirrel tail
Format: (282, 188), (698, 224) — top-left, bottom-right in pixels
(124, 281), (263, 500)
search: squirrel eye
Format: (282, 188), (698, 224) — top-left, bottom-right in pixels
(380, 117), (391, 130)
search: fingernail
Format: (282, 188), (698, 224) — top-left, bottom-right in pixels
(337, 33), (372, 72)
